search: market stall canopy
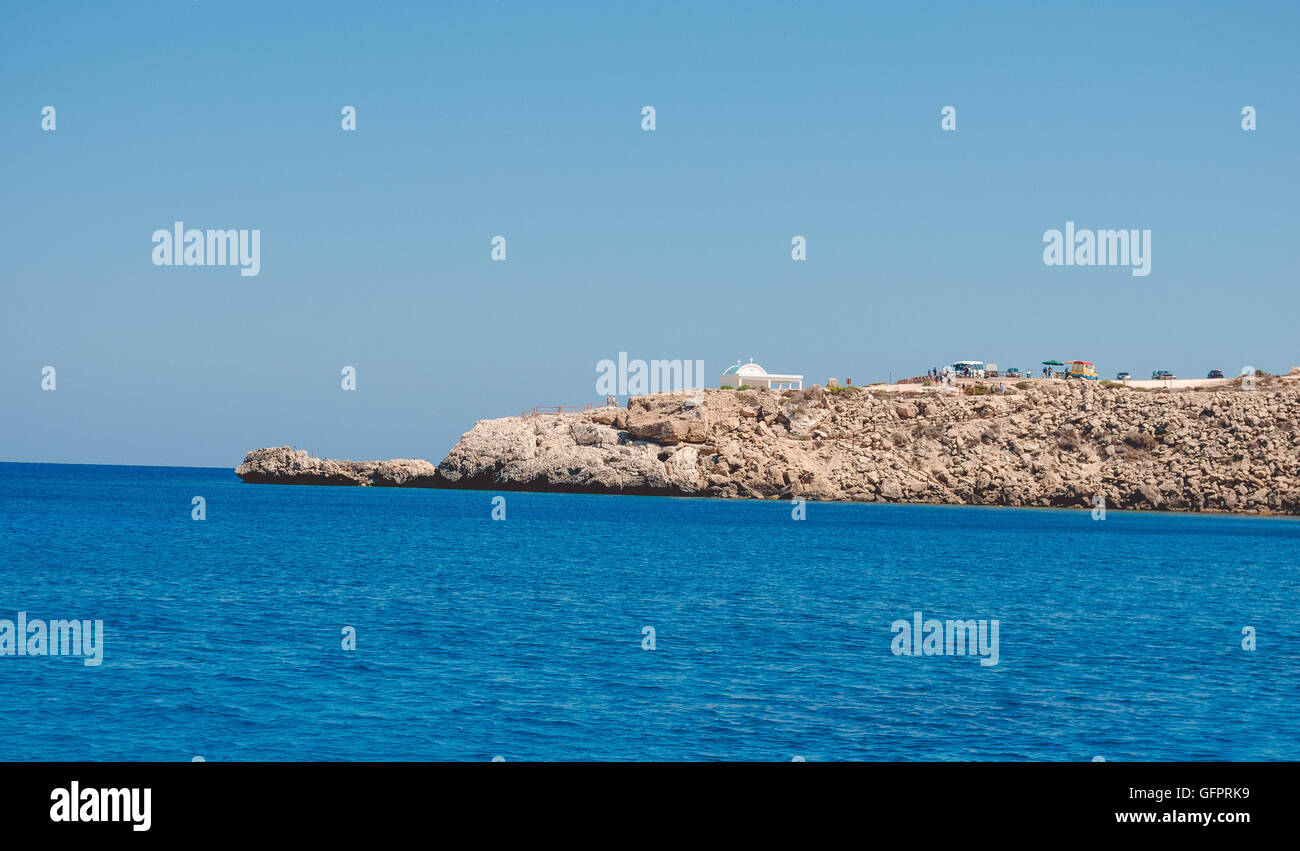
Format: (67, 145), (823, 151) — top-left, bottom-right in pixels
(1042, 360), (1063, 365)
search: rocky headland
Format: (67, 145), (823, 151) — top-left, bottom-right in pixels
(238, 372), (1300, 514)
(234, 450), (439, 487)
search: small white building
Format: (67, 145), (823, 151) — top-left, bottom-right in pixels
(720, 358), (804, 390)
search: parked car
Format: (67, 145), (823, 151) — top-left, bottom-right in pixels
(1207, 369), (1224, 379)
(1005, 367), (1021, 378)
(1152, 370), (1176, 380)
(1116, 371), (1131, 381)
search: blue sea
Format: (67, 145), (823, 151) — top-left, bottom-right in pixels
(1, 462), (1297, 761)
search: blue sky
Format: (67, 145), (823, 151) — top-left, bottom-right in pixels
(3, 1), (1297, 466)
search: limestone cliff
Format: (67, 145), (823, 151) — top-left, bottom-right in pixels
(238, 374), (1300, 514)
(235, 448), (439, 487)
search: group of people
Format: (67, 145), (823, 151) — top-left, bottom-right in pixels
(928, 366), (957, 386)
(913, 365), (1063, 385)
(923, 365), (1017, 390)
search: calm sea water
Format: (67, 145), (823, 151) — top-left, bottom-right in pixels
(1, 461), (1297, 761)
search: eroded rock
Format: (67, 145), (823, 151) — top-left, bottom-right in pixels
(238, 378), (1300, 514)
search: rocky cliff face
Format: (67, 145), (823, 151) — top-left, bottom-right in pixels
(236, 447), (439, 487)
(240, 374), (1300, 514)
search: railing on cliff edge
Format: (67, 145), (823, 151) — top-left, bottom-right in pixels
(520, 403), (611, 418)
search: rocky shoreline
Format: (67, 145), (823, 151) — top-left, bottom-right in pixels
(237, 372), (1300, 514)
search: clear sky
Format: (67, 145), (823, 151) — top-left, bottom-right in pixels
(3, 1), (1297, 467)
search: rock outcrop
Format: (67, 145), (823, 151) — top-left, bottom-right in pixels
(236, 446), (439, 487)
(238, 374), (1300, 514)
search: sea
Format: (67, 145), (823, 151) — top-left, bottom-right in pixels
(1, 461), (1296, 761)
